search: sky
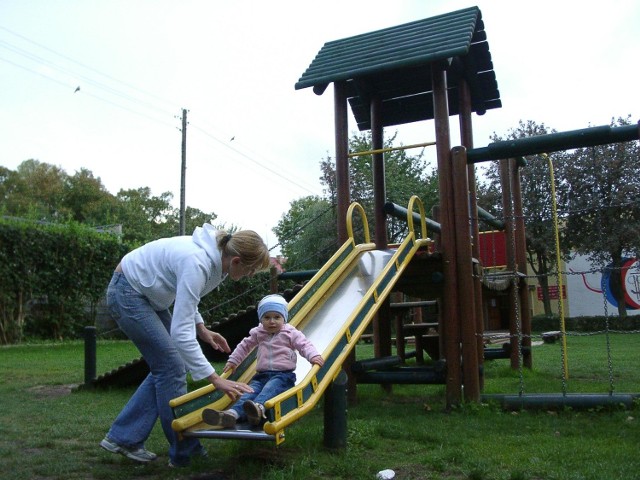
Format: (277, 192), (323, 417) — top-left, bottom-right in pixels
(1, 0), (638, 253)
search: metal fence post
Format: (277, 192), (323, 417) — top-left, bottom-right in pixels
(84, 326), (97, 388)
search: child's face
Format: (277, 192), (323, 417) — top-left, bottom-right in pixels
(261, 311), (285, 333)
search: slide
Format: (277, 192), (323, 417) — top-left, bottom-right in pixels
(170, 201), (431, 444)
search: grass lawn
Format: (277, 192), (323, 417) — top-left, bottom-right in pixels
(0, 333), (638, 480)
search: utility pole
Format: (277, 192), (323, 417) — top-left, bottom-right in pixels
(179, 108), (188, 235)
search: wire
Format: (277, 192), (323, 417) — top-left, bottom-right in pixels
(0, 38), (177, 117)
(0, 54), (71, 90)
(0, 26), (323, 198)
(0, 25), (179, 112)
(191, 124), (322, 196)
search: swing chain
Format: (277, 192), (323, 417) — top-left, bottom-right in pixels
(601, 286), (616, 394)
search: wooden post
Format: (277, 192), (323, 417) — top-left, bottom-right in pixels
(371, 95), (387, 250)
(431, 62), (461, 406)
(511, 159), (532, 368)
(500, 158), (519, 369)
(333, 81), (356, 402)
(458, 80), (485, 389)
(370, 94), (392, 392)
(451, 146), (479, 401)
(334, 82), (350, 244)
(269, 265), (278, 294)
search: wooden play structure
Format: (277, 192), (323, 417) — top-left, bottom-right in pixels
(165, 6), (639, 444)
(294, 5), (639, 407)
(295, 6), (502, 405)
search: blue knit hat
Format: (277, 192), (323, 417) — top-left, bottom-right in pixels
(257, 294), (288, 323)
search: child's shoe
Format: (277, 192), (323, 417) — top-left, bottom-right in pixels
(202, 409), (237, 428)
(243, 400), (266, 426)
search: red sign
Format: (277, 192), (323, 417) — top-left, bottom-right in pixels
(478, 231), (506, 267)
(537, 285), (566, 300)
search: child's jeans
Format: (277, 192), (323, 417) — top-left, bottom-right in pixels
(230, 370), (296, 420)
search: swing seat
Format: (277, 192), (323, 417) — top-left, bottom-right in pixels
(542, 331), (562, 343)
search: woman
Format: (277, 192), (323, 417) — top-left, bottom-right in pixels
(100, 223), (270, 467)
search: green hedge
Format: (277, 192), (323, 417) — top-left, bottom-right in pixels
(532, 314), (640, 333)
(0, 219), (129, 343)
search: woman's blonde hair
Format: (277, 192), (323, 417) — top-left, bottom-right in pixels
(216, 230), (270, 273)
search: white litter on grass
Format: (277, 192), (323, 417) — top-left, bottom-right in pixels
(376, 469), (395, 480)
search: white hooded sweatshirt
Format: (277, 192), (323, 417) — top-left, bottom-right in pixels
(120, 223), (225, 381)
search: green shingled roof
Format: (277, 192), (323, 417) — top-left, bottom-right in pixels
(295, 6), (501, 131)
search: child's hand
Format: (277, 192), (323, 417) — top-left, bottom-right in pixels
(223, 362), (237, 374)
(311, 355), (324, 367)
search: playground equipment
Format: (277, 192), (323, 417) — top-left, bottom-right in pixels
(169, 200), (433, 444)
(295, 5), (639, 410)
(296, 5), (502, 405)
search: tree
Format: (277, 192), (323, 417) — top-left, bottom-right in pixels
(114, 187), (175, 245)
(479, 120), (569, 316)
(1, 160), (224, 246)
(0, 166), (16, 213)
(162, 206), (221, 239)
(1, 159), (69, 220)
(273, 196), (336, 270)
(275, 131), (439, 271)
(320, 131), (439, 241)
(563, 116), (640, 318)
(63, 168), (118, 224)
(1, 161), (119, 226)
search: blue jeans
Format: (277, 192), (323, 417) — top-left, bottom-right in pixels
(105, 272), (203, 466)
(230, 370), (296, 420)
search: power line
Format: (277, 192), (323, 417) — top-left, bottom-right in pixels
(0, 24), (179, 112)
(0, 53), (177, 129)
(201, 121), (325, 194)
(0, 54), (71, 90)
(191, 124), (322, 196)
(0, 38), (177, 118)
(0, 25), (323, 198)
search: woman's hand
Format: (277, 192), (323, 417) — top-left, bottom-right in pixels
(196, 324), (231, 353)
(208, 373), (253, 400)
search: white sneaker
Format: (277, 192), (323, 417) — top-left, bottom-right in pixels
(100, 437), (157, 463)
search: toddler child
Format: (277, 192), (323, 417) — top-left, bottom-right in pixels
(203, 294), (324, 427)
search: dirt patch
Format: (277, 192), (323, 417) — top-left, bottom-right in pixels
(27, 384), (78, 398)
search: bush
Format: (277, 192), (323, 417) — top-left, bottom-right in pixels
(0, 218), (129, 343)
(532, 314), (640, 332)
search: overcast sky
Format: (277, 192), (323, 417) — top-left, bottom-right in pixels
(1, 1), (638, 252)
